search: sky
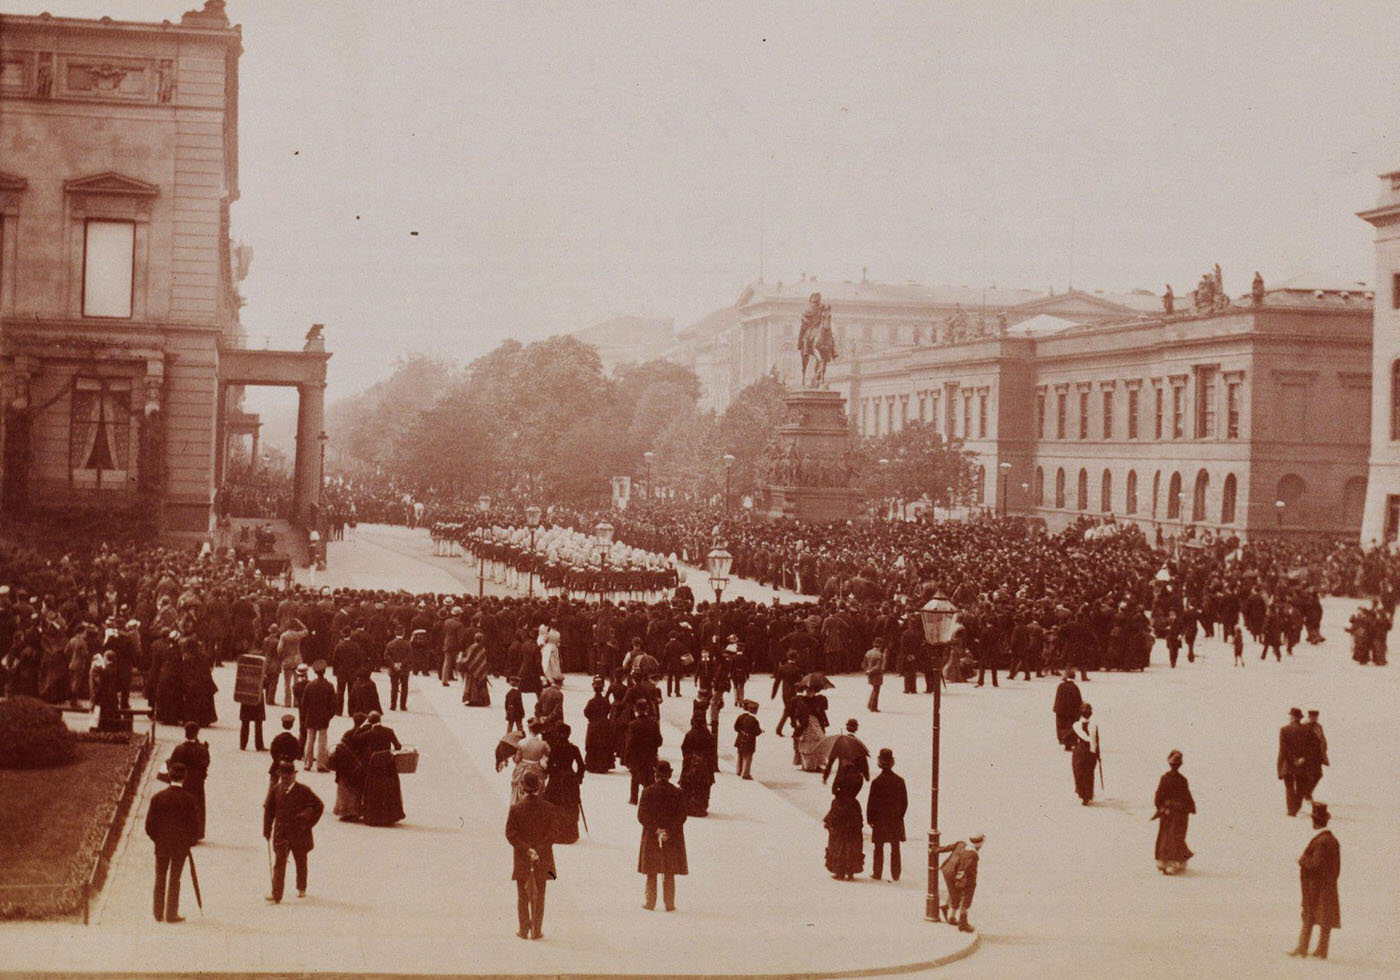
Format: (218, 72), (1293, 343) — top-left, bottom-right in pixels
(11, 0), (1400, 409)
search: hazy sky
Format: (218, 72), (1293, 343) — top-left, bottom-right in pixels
(13, 1), (1400, 407)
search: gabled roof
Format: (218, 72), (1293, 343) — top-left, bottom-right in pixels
(63, 172), (160, 197)
(1006, 313), (1081, 338)
(1005, 288), (1152, 322)
(736, 278), (1045, 310)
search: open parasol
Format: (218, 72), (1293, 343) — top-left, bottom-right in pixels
(815, 731), (868, 765)
(800, 672), (834, 691)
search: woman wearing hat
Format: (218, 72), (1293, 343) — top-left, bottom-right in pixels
(1152, 750), (1195, 874)
(1070, 703), (1099, 805)
(541, 723), (584, 844)
(582, 677), (616, 773)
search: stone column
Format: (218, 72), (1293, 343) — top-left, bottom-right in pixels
(292, 381), (325, 528)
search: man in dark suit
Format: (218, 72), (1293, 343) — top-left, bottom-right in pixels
(301, 664), (337, 772)
(145, 761), (198, 923)
(168, 723), (210, 841)
(268, 713), (300, 786)
(263, 762), (324, 903)
(1290, 802), (1340, 959)
(1278, 707), (1312, 816)
(637, 759), (687, 912)
(504, 769), (557, 940)
(866, 748), (907, 882)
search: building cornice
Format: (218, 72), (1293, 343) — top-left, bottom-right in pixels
(0, 13), (241, 46)
(1357, 202), (1400, 228)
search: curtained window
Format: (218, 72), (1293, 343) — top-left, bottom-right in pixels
(70, 378), (131, 487)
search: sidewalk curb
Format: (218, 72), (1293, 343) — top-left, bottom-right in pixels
(0, 929), (979, 978)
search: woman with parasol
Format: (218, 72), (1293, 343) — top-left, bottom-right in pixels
(796, 676), (832, 772)
(823, 764), (864, 879)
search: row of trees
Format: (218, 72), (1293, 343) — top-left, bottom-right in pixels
(326, 335), (975, 510)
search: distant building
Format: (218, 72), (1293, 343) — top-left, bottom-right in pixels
(1359, 171), (1400, 544)
(0, 2), (329, 538)
(572, 315), (675, 375)
(672, 274), (1158, 412)
(833, 281), (1372, 540)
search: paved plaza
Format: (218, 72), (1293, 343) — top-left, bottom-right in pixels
(3, 526), (1397, 977)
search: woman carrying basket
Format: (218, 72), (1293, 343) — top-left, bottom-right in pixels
(359, 711), (406, 826)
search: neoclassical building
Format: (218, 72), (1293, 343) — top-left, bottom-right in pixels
(1359, 171), (1400, 545)
(0, 2), (329, 537)
(831, 283), (1373, 539)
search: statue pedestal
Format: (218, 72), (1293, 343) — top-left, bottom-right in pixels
(762, 388), (861, 522)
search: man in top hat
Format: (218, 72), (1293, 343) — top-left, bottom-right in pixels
(1277, 707), (1313, 817)
(505, 769), (557, 940)
(1289, 802), (1340, 959)
(145, 761), (198, 923)
(866, 748), (907, 881)
(1301, 709), (1329, 803)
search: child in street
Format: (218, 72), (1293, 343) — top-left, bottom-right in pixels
(504, 676), (525, 735)
(1231, 625), (1244, 666)
(733, 699), (761, 780)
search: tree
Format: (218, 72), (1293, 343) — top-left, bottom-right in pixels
(718, 372), (788, 498)
(854, 422), (976, 514)
(327, 354), (456, 472)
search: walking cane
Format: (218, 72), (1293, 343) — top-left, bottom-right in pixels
(577, 794), (589, 835)
(266, 837), (275, 894)
(187, 851), (204, 915)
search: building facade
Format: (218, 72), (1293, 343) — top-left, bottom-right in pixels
(831, 285), (1373, 540)
(677, 275), (1159, 413)
(1359, 171), (1400, 544)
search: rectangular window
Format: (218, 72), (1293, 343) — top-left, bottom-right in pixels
(1227, 382), (1241, 439)
(918, 395), (927, 424)
(1102, 390), (1113, 440)
(1154, 387), (1164, 439)
(1393, 272), (1400, 309)
(1196, 367), (1217, 438)
(930, 393), (940, 433)
(69, 377), (132, 487)
(978, 393), (988, 438)
(1078, 391), (1089, 440)
(1056, 393), (1066, 439)
(1127, 389), (1139, 439)
(1172, 386), (1185, 439)
(963, 394), (972, 438)
(887, 399), (894, 433)
(83, 219), (135, 318)
(1037, 392), (1046, 437)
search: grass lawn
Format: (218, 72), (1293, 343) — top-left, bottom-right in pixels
(0, 739), (144, 918)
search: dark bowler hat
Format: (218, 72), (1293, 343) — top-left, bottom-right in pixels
(1289, 707), (1303, 719)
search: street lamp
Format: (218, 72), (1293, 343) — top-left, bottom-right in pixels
(723, 452), (736, 509)
(998, 461), (1012, 518)
(878, 458), (890, 520)
(705, 542), (733, 605)
(595, 520), (614, 602)
(1275, 498), (1285, 528)
(644, 450), (655, 501)
(525, 505), (542, 597)
(918, 591), (958, 923)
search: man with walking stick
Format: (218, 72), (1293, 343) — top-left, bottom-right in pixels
(505, 769), (557, 939)
(145, 761), (198, 923)
(263, 762), (324, 904)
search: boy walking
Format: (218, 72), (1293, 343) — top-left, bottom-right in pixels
(733, 699), (761, 780)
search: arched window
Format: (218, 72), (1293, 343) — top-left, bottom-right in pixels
(1077, 468), (1088, 510)
(1221, 473), (1237, 524)
(1192, 469), (1209, 522)
(1055, 468), (1066, 508)
(1126, 470), (1138, 514)
(1343, 476), (1368, 530)
(1100, 469), (1112, 512)
(1152, 471), (1161, 517)
(1276, 473), (1307, 525)
(1034, 466), (1045, 507)
(1392, 360), (1400, 440)
(1167, 472), (1182, 519)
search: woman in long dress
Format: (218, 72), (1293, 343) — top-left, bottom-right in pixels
(460, 634), (490, 707)
(679, 714), (717, 817)
(797, 690), (829, 773)
(823, 765), (865, 879)
(510, 719), (550, 806)
(1070, 704), (1099, 805)
(582, 677), (616, 772)
(359, 712), (405, 826)
(332, 714), (368, 821)
(1153, 749), (1196, 874)
(541, 724), (584, 843)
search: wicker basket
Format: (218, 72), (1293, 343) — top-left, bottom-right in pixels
(393, 747), (420, 774)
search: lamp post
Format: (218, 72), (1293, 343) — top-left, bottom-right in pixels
(998, 461), (1012, 518)
(723, 452), (736, 509)
(945, 485), (955, 521)
(595, 520), (614, 603)
(1020, 481), (1030, 512)
(1275, 498), (1285, 529)
(525, 505), (542, 597)
(918, 592), (958, 923)
(476, 494), (491, 597)
(644, 450), (655, 501)
(705, 542), (733, 605)
(878, 458), (890, 520)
